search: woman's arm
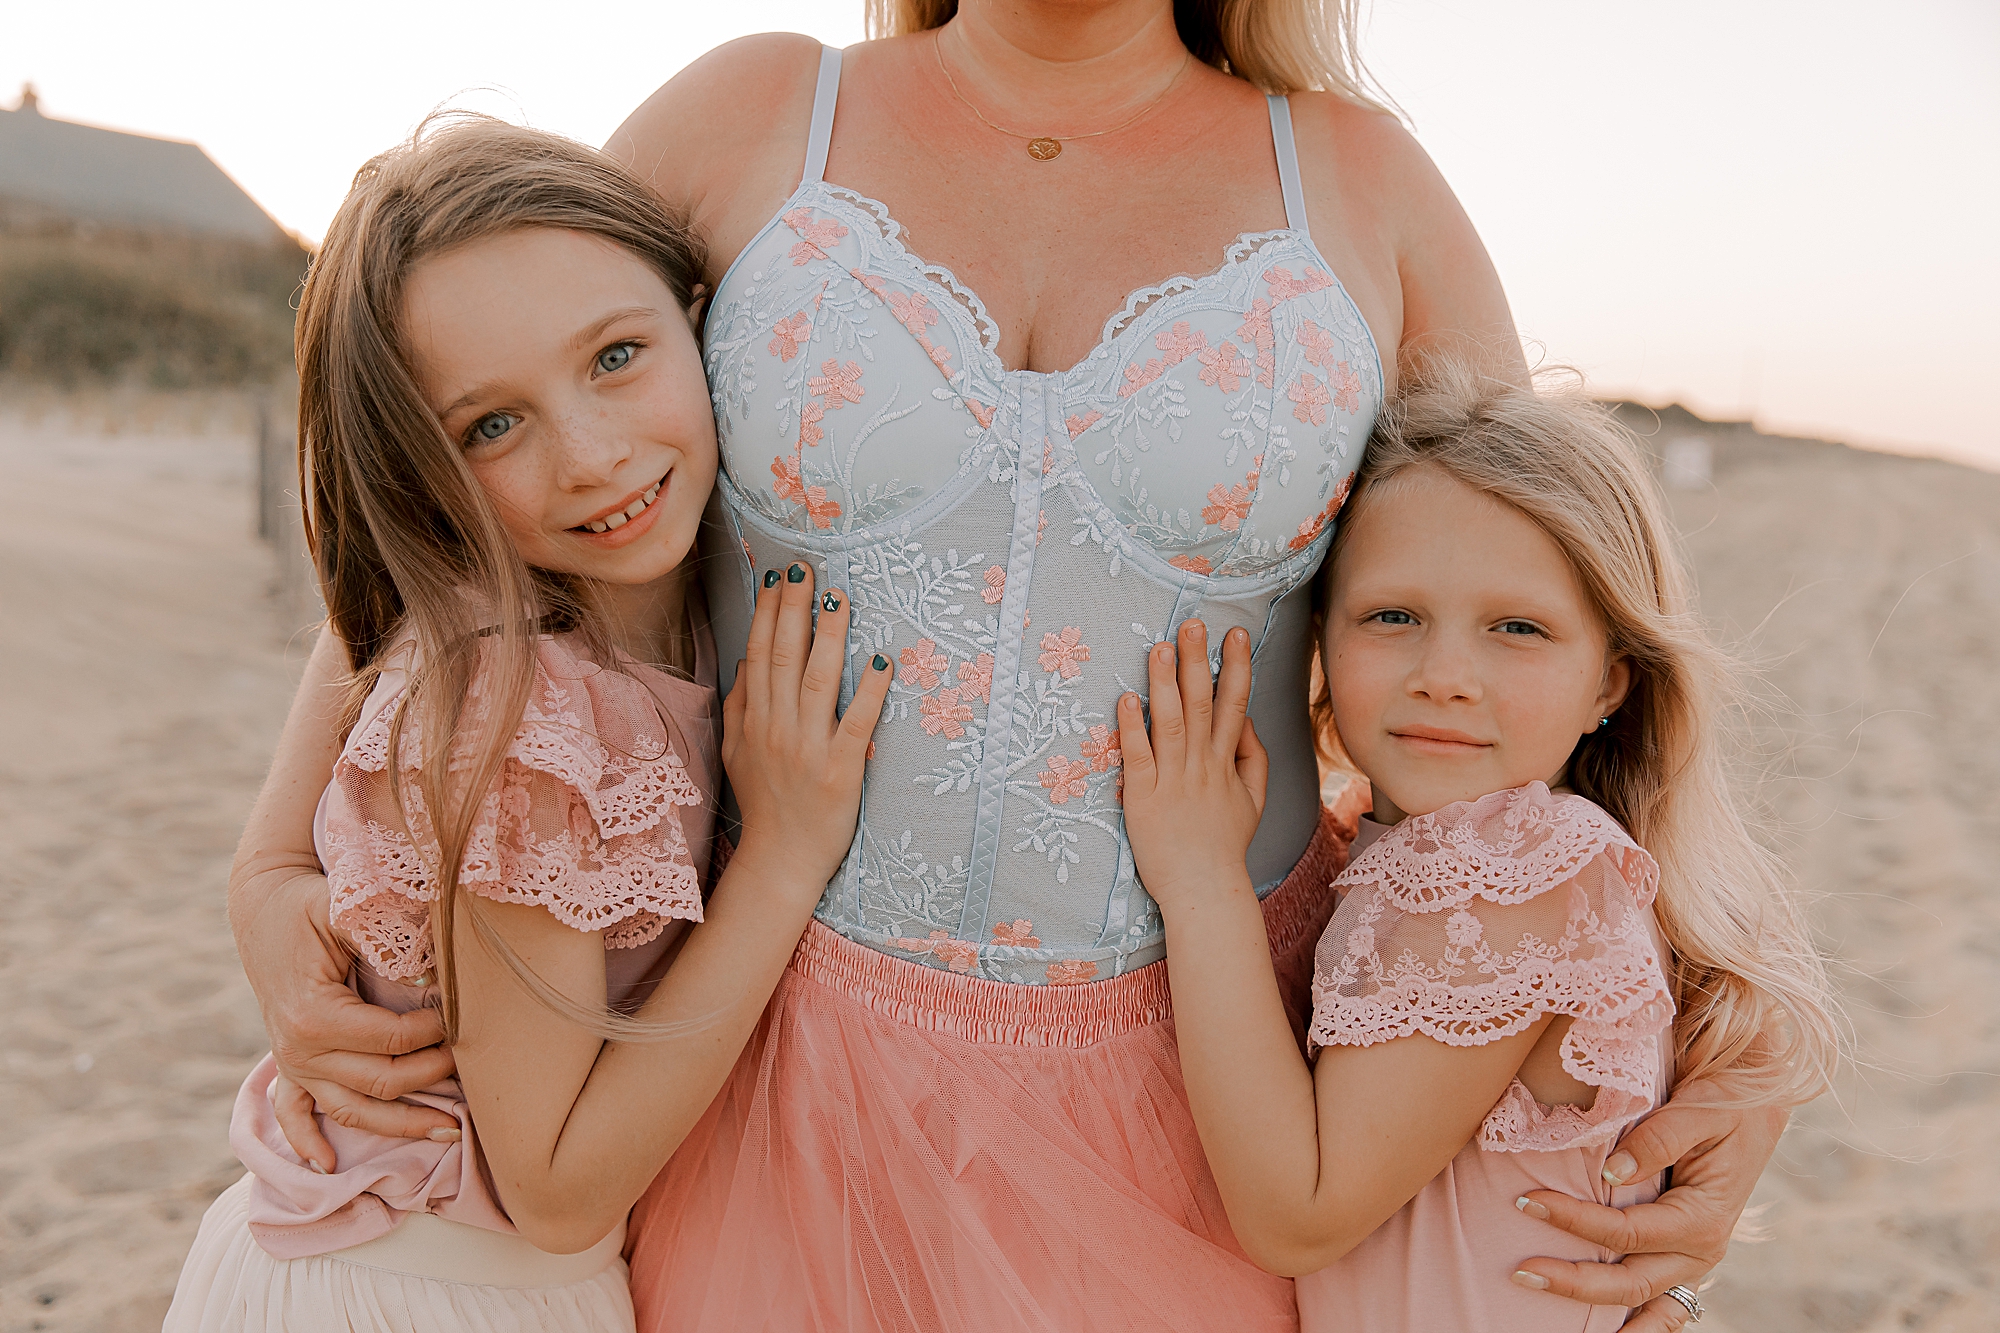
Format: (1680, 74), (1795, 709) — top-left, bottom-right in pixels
(1119, 619), (1549, 1273)
(230, 629), (457, 1170)
(452, 568), (891, 1254)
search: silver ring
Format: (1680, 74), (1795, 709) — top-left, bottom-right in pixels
(1663, 1285), (1704, 1323)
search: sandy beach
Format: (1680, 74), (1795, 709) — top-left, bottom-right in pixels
(0, 396), (1994, 1332)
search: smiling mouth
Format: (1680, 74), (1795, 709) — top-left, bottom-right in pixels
(573, 474), (667, 534)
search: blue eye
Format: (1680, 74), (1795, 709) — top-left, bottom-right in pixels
(1371, 609), (1415, 625)
(597, 343), (634, 374)
(1498, 620), (1542, 636)
(468, 412), (517, 444)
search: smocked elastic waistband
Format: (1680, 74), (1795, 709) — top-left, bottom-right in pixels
(787, 804), (1353, 1049)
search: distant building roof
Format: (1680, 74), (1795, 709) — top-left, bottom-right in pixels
(0, 84), (286, 243)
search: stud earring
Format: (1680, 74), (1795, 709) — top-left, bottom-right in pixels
(1598, 717), (1611, 729)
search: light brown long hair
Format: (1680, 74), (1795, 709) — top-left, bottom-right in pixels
(866, 0), (1391, 106)
(296, 114), (706, 1040)
(1317, 358), (1840, 1107)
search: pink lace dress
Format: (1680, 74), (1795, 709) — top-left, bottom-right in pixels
(165, 632), (719, 1333)
(1295, 784), (1676, 1333)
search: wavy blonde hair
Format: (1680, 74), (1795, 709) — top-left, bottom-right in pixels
(866, 0), (1391, 106)
(1319, 358), (1839, 1107)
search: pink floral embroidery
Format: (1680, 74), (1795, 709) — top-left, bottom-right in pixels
(1289, 372), (1331, 426)
(1330, 359), (1363, 413)
(1066, 410), (1103, 439)
(956, 653), (994, 703)
(782, 208), (848, 265)
(1118, 357), (1168, 398)
(1296, 318), (1337, 369)
(1047, 959), (1098, 985)
(1154, 320), (1208, 364)
(768, 311), (811, 362)
(1168, 553), (1214, 575)
(1036, 510), (1048, 543)
(890, 930), (980, 972)
(965, 399), (996, 429)
(1037, 753), (1090, 805)
(856, 272), (889, 301)
(1197, 339), (1252, 393)
(1236, 297), (1277, 388)
(1265, 266), (1333, 302)
(770, 455), (841, 529)
(1080, 724), (1122, 773)
(1043, 439), (1055, 475)
(808, 358), (865, 408)
(919, 688), (974, 739)
(886, 290), (939, 337)
(926, 343), (954, 372)
(796, 399), (826, 450)
(981, 565), (1007, 605)
(899, 638), (949, 691)
(1287, 474), (1354, 552)
(992, 919), (1041, 948)
(1037, 626), (1090, 679)
(1203, 479), (1254, 531)
(770, 454), (806, 504)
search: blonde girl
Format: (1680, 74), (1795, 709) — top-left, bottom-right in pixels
(166, 117), (892, 1331)
(1119, 360), (1838, 1331)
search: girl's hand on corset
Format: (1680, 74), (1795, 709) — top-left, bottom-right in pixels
(1117, 620), (1268, 911)
(722, 563), (892, 891)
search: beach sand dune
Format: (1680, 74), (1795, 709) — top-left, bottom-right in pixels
(0, 400), (1994, 1331)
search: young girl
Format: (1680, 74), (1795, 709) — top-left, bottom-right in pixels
(165, 117), (893, 1331)
(1118, 362), (1839, 1330)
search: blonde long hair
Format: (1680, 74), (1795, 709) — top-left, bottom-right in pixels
(296, 115), (706, 1041)
(865, 0), (1391, 106)
(1321, 359), (1839, 1107)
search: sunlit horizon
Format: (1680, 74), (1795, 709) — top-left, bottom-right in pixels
(5, 0), (1993, 470)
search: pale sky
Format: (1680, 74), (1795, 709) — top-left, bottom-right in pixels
(6, 1), (1995, 468)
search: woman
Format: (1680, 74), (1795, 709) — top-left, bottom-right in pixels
(235, 3), (1780, 1329)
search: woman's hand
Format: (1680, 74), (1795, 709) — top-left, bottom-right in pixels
(1117, 620), (1267, 911)
(232, 630), (459, 1171)
(722, 563), (892, 890)
(1512, 1085), (1789, 1330)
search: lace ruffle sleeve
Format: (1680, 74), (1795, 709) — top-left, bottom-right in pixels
(322, 636), (706, 981)
(1307, 782), (1674, 1151)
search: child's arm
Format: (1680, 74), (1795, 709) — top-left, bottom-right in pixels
(1119, 619), (1554, 1276)
(448, 566), (891, 1254)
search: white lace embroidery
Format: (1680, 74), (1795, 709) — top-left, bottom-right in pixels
(1308, 784), (1674, 1151)
(324, 638), (705, 981)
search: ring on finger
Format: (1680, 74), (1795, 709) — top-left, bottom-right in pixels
(1662, 1285), (1704, 1323)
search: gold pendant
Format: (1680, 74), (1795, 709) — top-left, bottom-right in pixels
(1026, 136), (1063, 161)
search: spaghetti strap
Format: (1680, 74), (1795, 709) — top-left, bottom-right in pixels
(801, 45), (843, 187)
(1266, 94), (1310, 237)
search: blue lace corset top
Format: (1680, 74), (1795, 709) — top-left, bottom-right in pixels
(701, 46), (1383, 984)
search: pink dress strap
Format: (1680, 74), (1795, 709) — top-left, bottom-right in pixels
(1309, 782), (1674, 1150)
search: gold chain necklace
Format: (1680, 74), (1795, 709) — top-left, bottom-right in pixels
(934, 30), (1191, 162)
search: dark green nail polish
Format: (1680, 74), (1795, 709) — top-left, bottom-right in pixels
(873, 654), (889, 672)
(787, 563), (806, 583)
(763, 569), (779, 588)
(822, 592), (841, 612)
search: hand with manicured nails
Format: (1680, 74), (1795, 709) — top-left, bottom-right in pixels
(724, 564), (893, 890)
(1116, 620), (1268, 911)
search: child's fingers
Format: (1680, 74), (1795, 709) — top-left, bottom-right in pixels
(1211, 625), (1253, 763)
(741, 569), (782, 712)
(799, 588), (851, 733)
(1236, 714), (1270, 816)
(722, 658), (748, 748)
(1116, 692), (1155, 787)
(1146, 639), (1186, 769)
(767, 562), (816, 726)
(836, 649), (894, 753)
(1177, 619), (1215, 754)
(272, 1075), (335, 1175)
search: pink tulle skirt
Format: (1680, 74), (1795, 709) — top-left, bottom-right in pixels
(627, 802), (1359, 1333)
